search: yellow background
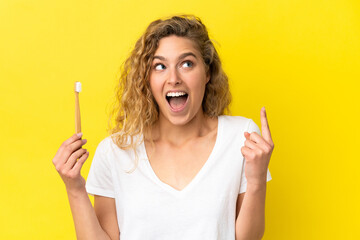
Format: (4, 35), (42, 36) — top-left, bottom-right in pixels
(1, 0), (359, 239)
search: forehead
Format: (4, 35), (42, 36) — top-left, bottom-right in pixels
(154, 35), (200, 57)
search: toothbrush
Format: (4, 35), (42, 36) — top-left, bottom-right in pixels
(74, 82), (82, 134)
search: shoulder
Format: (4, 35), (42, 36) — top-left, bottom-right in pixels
(93, 134), (142, 169)
(98, 133), (142, 148)
(97, 133), (143, 158)
(95, 134), (128, 153)
(217, 115), (260, 143)
(219, 115), (258, 132)
(93, 136), (113, 155)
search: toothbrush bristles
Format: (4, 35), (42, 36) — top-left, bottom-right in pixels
(74, 82), (82, 92)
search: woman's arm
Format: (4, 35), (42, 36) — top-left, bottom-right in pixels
(236, 108), (274, 239)
(67, 188), (113, 240)
(94, 195), (120, 239)
(52, 133), (115, 240)
(235, 182), (267, 240)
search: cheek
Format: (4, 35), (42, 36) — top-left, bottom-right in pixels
(149, 77), (157, 93)
(190, 73), (207, 95)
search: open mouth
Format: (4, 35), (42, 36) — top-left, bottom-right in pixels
(166, 92), (189, 111)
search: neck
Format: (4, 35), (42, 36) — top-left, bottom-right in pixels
(152, 111), (213, 146)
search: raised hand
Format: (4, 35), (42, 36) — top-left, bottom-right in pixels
(52, 133), (89, 193)
(241, 107), (274, 185)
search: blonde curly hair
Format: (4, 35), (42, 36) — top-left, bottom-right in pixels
(107, 14), (231, 172)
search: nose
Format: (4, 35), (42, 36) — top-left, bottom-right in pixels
(167, 67), (181, 86)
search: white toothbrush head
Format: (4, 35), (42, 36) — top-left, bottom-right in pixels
(74, 82), (82, 93)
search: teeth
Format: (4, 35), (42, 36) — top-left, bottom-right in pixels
(166, 92), (187, 97)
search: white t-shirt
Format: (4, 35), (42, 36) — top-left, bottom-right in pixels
(86, 115), (272, 240)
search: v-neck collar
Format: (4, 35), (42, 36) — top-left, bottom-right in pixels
(140, 116), (223, 197)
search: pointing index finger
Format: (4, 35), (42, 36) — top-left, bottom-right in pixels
(260, 107), (273, 143)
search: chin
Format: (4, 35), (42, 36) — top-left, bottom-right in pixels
(158, 101), (203, 126)
(166, 114), (191, 126)
(164, 108), (204, 127)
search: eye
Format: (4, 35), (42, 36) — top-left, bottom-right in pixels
(181, 61), (193, 68)
(154, 63), (166, 71)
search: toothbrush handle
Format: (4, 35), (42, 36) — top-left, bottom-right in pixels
(75, 92), (81, 133)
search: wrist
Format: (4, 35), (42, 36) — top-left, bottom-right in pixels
(247, 174), (267, 185)
(246, 180), (267, 193)
(66, 185), (87, 198)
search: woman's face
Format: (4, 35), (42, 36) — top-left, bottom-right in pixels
(149, 35), (210, 126)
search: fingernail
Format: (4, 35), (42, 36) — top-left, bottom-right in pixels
(83, 139), (87, 143)
(77, 132), (83, 137)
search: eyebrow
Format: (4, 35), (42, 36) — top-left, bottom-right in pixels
(153, 52), (198, 61)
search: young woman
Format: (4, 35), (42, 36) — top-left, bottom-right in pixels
(52, 15), (274, 240)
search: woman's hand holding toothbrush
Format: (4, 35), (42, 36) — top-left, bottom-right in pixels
(52, 132), (89, 194)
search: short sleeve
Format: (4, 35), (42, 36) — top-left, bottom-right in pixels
(239, 119), (272, 194)
(85, 138), (115, 198)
